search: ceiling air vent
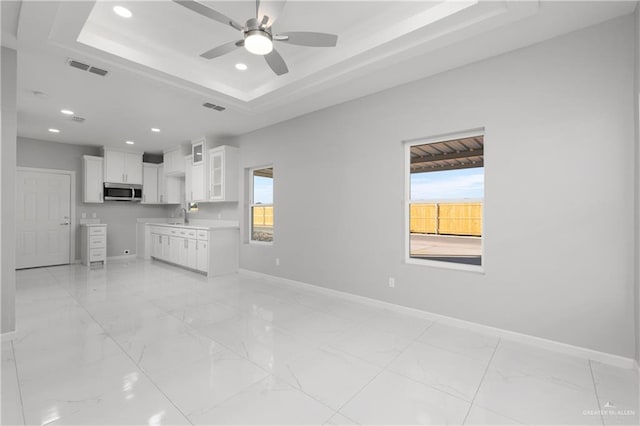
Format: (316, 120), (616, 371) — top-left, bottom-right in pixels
(89, 67), (108, 77)
(202, 102), (226, 112)
(67, 59), (108, 77)
(68, 60), (90, 71)
(71, 116), (86, 123)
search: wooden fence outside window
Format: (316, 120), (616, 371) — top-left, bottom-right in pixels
(410, 202), (482, 237)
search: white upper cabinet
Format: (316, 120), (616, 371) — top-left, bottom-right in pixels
(104, 150), (124, 183)
(208, 145), (238, 202)
(157, 164), (183, 205)
(163, 146), (189, 176)
(192, 139), (205, 165)
(185, 155), (193, 203)
(185, 138), (237, 203)
(188, 138), (209, 202)
(83, 155), (103, 203)
(143, 163), (182, 205)
(124, 153), (143, 184)
(164, 175), (183, 204)
(191, 163), (205, 202)
(142, 163), (159, 204)
(103, 149), (142, 184)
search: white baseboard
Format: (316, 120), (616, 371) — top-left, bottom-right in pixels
(107, 254), (137, 261)
(238, 269), (636, 370)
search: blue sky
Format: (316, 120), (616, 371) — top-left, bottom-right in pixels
(253, 176), (273, 204)
(411, 167), (484, 201)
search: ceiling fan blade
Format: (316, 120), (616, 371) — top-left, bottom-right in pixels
(257, 0), (286, 28)
(200, 40), (244, 59)
(174, 0), (243, 31)
(276, 32), (338, 47)
(264, 49), (288, 76)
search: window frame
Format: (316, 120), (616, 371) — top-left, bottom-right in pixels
(404, 128), (485, 273)
(249, 165), (274, 246)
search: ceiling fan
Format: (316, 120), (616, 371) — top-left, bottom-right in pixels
(174, 0), (338, 76)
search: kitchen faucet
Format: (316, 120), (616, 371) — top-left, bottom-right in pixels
(181, 207), (189, 224)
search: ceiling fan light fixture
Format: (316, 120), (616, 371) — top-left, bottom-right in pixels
(244, 30), (273, 55)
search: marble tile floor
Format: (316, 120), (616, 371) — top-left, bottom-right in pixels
(1, 259), (638, 425)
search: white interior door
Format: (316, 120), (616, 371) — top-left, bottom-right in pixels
(16, 170), (71, 269)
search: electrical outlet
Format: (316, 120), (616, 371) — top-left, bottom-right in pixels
(275, 258), (280, 266)
(124, 249), (130, 255)
(388, 277), (395, 288)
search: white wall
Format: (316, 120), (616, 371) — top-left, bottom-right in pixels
(1, 47), (17, 334)
(634, 4), (640, 365)
(235, 16), (636, 358)
(17, 138), (172, 259)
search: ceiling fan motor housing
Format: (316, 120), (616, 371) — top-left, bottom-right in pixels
(244, 18), (273, 55)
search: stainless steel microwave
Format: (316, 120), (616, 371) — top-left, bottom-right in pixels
(103, 183), (142, 201)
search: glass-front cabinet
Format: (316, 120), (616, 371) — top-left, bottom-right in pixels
(192, 140), (204, 165)
(209, 149), (224, 200)
(208, 145), (238, 202)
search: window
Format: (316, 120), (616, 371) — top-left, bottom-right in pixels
(406, 132), (484, 269)
(250, 167), (274, 243)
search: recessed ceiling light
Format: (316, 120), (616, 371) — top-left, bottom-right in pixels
(60, 109), (74, 115)
(235, 63), (248, 71)
(113, 6), (132, 18)
(125, 140), (135, 145)
(48, 128), (60, 133)
(151, 128), (161, 133)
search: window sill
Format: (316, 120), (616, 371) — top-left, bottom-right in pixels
(405, 257), (485, 274)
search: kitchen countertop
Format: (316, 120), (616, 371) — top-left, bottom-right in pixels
(140, 219), (239, 230)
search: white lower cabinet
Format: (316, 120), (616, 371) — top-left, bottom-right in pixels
(170, 236), (182, 264)
(81, 224), (107, 267)
(160, 235), (171, 261)
(187, 239), (197, 269)
(196, 240), (208, 272)
(149, 226), (211, 273)
(147, 224), (237, 276)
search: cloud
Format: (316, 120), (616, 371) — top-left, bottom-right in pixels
(411, 169), (484, 200)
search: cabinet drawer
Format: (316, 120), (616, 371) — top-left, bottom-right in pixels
(89, 226), (106, 236)
(185, 229), (197, 238)
(89, 236), (105, 249)
(197, 230), (208, 240)
(89, 248), (106, 261)
(155, 228), (172, 236)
